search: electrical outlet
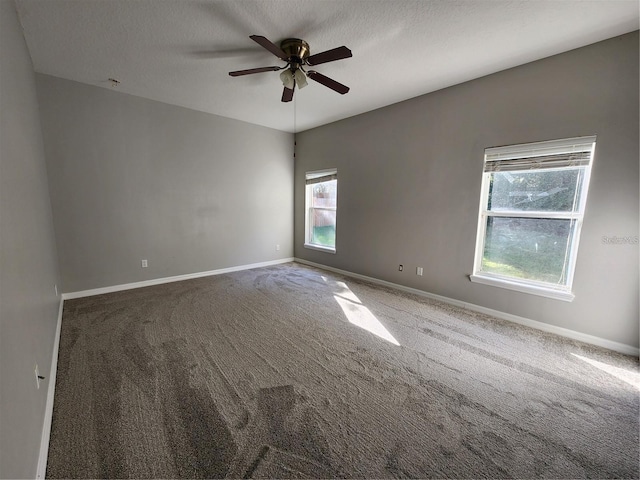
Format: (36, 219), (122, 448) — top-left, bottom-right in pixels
(276, 244), (280, 251)
(141, 259), (148, 268)
(398, 264), (403, 271)
(417, 267), (423, 276)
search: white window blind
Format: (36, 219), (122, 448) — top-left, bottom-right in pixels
(306, 173), (338, 185)
(484, 136), (596, 172)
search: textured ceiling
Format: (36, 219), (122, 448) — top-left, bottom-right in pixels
(15, 0), (639, 133)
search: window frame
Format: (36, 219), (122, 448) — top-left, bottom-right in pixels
(304, 168), (338, 254)
(470, 136), (596, 301)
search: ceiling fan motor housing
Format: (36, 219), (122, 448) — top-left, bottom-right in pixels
(280, 38), (310, 67)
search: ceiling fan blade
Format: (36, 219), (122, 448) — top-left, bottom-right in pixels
(307, 71), (349, 94)
(306, 46), (352, 65)
(229, 66), (281, 76)
(281, 86), (294, 103)
(250, 35), (289, 61)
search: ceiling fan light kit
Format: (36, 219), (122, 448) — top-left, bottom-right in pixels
(294, 69), (308, 89)
(279, 70), (295, 89)
(229, 36), (352, 102)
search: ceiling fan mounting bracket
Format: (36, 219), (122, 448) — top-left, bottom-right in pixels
(280, 38), (310, 65)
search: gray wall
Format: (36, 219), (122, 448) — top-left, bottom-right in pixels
(36, 75), (294, 293)
(0, 1), (62, 478)
(295, 32), (639, 349)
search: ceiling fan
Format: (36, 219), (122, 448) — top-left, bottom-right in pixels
(229, 35), (352, 102)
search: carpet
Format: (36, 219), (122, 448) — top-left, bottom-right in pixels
(46, 262), (639, 478)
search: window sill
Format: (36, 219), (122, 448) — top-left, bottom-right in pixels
(304, 243), (336, 254)
(469, 274), (575, 302)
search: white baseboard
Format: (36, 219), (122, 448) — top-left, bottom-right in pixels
(36, 297), (64, 479)
(294, 258), (639, 357)
(62, 258), (295, 300)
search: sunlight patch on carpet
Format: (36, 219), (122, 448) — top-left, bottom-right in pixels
(333, 282), (400, 346)
(572, 353), (640, 390)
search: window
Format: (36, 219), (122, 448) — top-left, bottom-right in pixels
(471, 136), (596, 301)
(305, 169), (337, 253)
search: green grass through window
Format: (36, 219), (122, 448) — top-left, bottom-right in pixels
(312, 226), (335, 247)
(482, 225), (570, 284)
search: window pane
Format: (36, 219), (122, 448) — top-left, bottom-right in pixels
(488, 168), (585, 212)
(310, 209), (336, 247)
(312, 180), (337, 208)
(481, 216), (575, 285)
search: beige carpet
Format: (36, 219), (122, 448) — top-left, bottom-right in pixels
(47, 262), (639, 478)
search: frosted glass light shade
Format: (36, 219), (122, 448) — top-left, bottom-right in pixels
(294, 69), (308, 89)
(279, 70), (295, 89)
